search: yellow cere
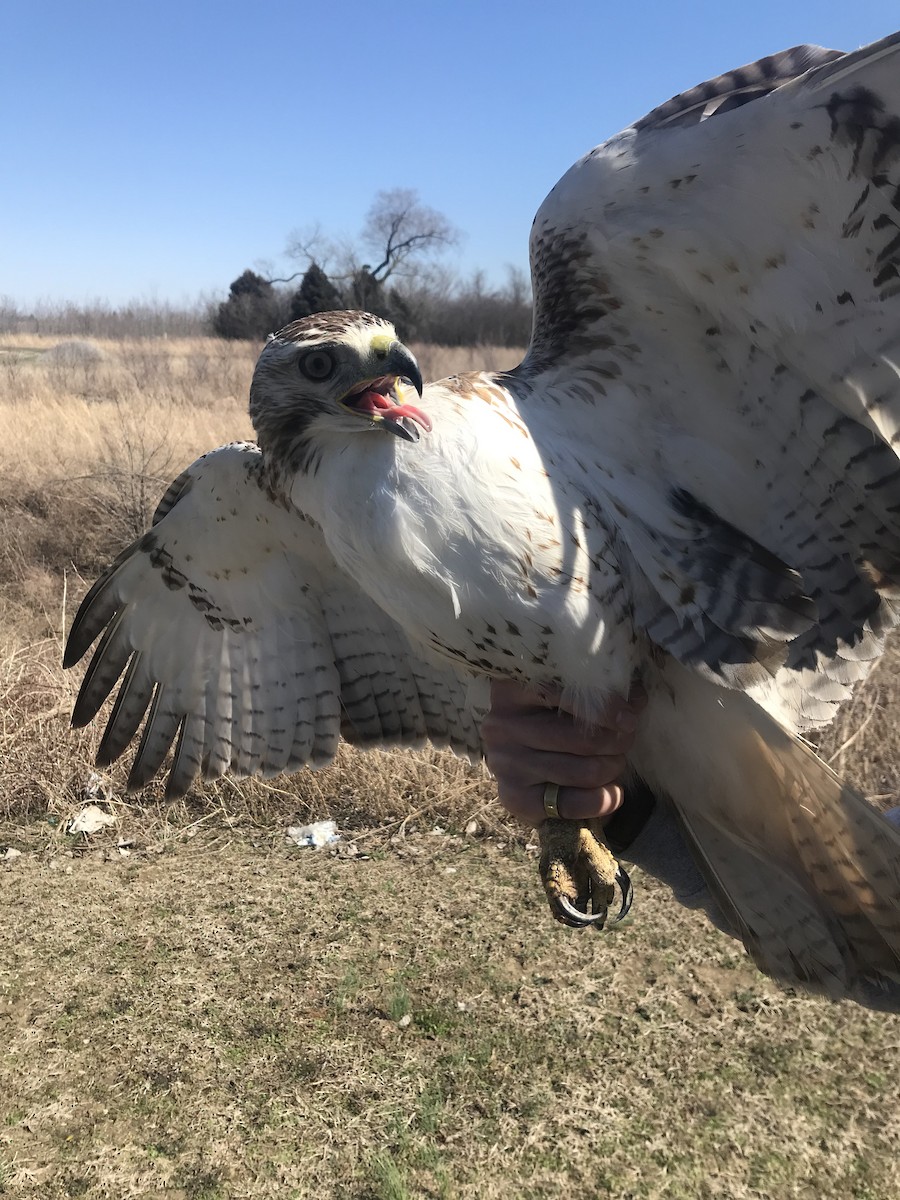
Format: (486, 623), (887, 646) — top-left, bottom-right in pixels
(370, 334), (393, 355)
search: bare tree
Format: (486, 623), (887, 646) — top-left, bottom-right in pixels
(361, 188), (460, 283)
(210, 189), (531, 345)
(285, 191), (460, 291)
(277, 224), (340, 285)
(283, 224), (350, 285)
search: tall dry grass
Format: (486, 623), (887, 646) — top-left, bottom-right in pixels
(0, 335), (521, 833)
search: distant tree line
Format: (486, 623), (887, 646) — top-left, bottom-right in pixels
(0, 298), (209, 339)
(212, 188), (533, 347)
(3, 189), (533, 346)
(211, 263), (532, 347)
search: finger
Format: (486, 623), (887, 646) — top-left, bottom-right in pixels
(487, 748), (628, 792)
(498, 782), (625, 825)
(487, 681), (647, 748)
(482, 709), (634, 757)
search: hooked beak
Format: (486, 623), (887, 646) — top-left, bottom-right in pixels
(384, 342), (423, 399)
(340, 341), (431, 442)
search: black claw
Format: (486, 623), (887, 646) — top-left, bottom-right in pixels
(610, 865), (634, 924)
(556, 895), (610, 928)
(552, 863), (634, 930)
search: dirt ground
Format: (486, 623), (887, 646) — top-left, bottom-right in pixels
(2, 816), (900, 1200)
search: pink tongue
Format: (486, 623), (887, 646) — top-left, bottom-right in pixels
(356, 389), (432, 433)
(354, 390), (394, 414)
(384, 402), (433, 433)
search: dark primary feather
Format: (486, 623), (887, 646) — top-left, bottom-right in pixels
(524, 30), (900, 713)
(634, 44), (846, 131)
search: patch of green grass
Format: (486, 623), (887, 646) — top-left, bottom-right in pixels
(363, 1151), (412, 1200)
(746, 1149), (795, 1192)
(413, 1004), (457, 1037)
(414, 1080), (447, 1135)
(332, 965), (363, 1013)
(385, 981), (411, 1022)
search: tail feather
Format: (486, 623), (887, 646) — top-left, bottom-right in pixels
(673, 807), (853, 996)
(634, 659), (900, 999)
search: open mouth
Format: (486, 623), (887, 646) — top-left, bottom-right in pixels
(341, 375), (432, 441)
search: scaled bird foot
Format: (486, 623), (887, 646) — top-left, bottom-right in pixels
(538, 818), (633, 929)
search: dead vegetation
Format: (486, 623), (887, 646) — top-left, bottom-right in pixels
(1, 335), (899, 1199)
(0, 335), (518, 834)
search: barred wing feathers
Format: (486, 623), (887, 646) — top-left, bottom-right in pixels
(518, 33), (900, 996)
(524, 31), (900, 731)
(65, 443), (483, 798)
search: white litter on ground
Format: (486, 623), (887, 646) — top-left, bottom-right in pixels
(66, 804), (117, 835)
(285, 819), (340, 849)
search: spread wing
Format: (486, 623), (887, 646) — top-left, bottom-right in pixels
(521, 32), (900, 731)
(64, 443), (484, 798)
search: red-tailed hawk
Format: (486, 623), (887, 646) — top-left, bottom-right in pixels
(67, 34), (900, 1002)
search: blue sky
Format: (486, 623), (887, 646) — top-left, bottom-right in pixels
(4, 1), (899, 308)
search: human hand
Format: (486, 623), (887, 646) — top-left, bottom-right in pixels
(481, 680), (647, 826)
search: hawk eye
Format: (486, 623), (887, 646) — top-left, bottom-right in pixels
(298, 350), (335, 381)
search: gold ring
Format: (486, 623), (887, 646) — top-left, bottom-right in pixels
(542, 782), (561, 819)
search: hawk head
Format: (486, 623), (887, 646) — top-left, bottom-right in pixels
(249, 311), (429, 471)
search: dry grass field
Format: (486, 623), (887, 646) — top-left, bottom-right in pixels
(2, 335), (900, 1199)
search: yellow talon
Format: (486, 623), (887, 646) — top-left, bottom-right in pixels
(538, 817), (633, 929)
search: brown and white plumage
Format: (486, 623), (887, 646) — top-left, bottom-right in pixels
(66, 440), (485, 798)
(67, 33), (900, 1003)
